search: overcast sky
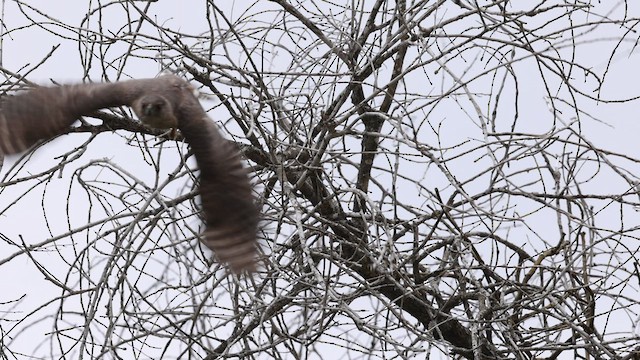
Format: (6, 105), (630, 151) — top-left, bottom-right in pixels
(2, 1), (640, 359)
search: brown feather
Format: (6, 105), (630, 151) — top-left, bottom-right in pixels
(0, 76), (259, 272)
(175, 94), (259, 273)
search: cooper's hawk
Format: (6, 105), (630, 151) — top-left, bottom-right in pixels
(0, 75), (259, 272)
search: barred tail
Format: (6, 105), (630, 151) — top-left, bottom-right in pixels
(203, 225), (258, 272)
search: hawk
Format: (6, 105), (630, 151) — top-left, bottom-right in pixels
(0, 75), (259, 272)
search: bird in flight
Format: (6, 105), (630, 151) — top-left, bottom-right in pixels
(0, 75), (259, 272)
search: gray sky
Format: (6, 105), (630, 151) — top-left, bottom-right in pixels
(2, 1), (640, 359)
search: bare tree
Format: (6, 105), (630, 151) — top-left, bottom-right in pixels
(1, 1), (640, 359)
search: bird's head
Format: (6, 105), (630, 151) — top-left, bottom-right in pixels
(133, 94), (178, 129)
(142, 99), (165, 117)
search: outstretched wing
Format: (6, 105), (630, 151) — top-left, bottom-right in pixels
(0, 81), (146, 155)
(0, 85), (86, 154)
(175, 95), (259, 273)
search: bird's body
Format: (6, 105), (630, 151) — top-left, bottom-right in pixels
(0, 75), (259, 272)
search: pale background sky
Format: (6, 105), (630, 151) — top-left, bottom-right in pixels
(1, 1), (640, 359)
